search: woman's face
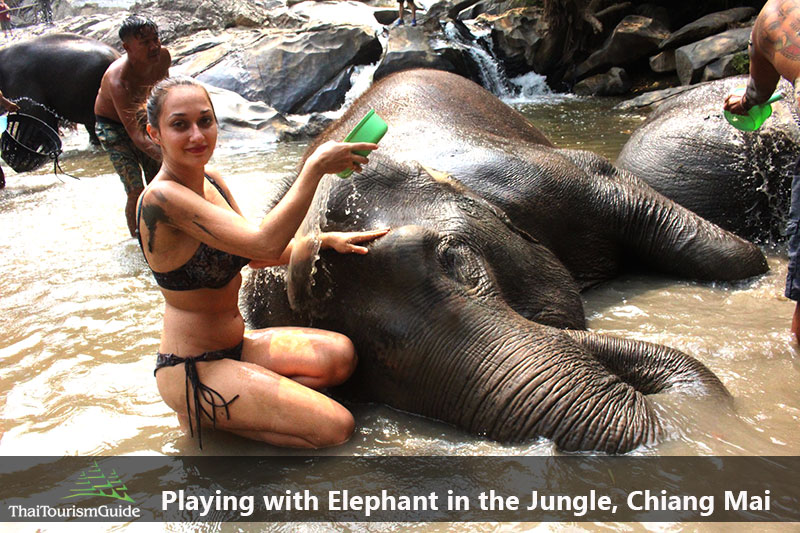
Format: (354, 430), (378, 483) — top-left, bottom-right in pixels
(150, 85), (218, 168)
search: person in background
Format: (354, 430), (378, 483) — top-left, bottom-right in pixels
(0, 1), (13, 38)
(137, 76), (389, 448)
(723, 0), (800, 343)
(94, 15), (170, 237)
(394, 0), (417, 26)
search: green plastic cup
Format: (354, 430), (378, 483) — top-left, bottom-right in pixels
(724, 88), (783, 131)
(336, 109), (388, 178)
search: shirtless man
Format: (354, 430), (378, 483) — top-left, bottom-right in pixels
(724, 0), (800, 343)
(95, 15), (170, 237)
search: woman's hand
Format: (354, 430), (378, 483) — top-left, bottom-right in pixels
(305, 141), (378, 176)
(322, 228), (390, 254)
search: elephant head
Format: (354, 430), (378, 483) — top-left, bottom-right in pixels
(242, 69), (765, 453)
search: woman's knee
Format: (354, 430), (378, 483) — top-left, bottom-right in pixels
(312, 406), (355, 447)
(321, 333), (357, 385)
(254, 405), (355, 449)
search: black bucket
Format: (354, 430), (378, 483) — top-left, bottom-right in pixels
(1, 113), (62, 173)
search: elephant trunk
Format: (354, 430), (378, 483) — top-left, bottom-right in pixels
(616, 169), (768, 280)
(409, 310), (727, 454)
(563, 330), (730, 397)
(560, 149), (768, 281)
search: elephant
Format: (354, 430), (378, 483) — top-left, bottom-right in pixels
(241, 69), (768, 453)
(616, 75), (800, 242)
(0, 33), (120, 146)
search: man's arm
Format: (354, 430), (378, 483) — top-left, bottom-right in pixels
(724, 2), (783, 115)
(0, 89), (19, 113)
(743, 20), (782, 109)
(109, 78), (162, 162)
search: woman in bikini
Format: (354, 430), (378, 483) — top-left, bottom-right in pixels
(137, 76), (388, 448)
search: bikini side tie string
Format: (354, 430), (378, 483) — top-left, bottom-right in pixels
(181, 356), (240, 449)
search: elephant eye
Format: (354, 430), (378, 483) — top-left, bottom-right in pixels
(436, 238), (486, 291)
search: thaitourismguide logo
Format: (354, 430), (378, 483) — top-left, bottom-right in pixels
(7, 460), (142, 520)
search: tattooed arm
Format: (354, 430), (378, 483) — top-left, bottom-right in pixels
(725, 0), (798, 114)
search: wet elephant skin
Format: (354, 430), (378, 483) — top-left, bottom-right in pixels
(242, 69), (767, 453)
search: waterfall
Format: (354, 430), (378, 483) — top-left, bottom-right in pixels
(443, 22), (513, 98)
(441, 22), (553, 104)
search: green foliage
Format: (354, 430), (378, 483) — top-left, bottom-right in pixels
(730, 51), (750, 75)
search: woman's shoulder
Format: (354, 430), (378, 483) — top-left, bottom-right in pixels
(204, 167), (237, 197)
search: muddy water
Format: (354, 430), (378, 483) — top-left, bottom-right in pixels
(0, 97), (797, 531)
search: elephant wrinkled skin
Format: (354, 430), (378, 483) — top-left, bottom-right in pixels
(242, 69), (768, 453)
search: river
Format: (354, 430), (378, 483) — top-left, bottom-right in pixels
(0, 94), (797, 531)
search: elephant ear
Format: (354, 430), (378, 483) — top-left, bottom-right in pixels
(413, 162), (585, 329)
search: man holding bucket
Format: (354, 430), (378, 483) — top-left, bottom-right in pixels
(723, 0), (800, 343)
(94, 15), (170, 237)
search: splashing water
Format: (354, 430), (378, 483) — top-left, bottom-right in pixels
(286, 174), (335, 314)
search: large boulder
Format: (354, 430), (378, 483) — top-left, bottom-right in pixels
(288, 0), (385, 31)
(660, 7), (756, 50)
(574, 15), (670, 81)
(206, 84), (286, 136)
(674, 26), (751, 85)
(649, 49), (675, 73)
(481, 7), (545, 78)
(128, 0), (274, 42)
(373, 25), (461, 82)
(192, 24), (382, 113)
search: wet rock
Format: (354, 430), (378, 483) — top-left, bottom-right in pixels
(277, 113), (334, 142)
(574, 15), (670, 81)
(649, 49), (675, 73)
(373, 25), (459, 82)
(674, 26), (750, 85)
(595, 2), (634, 33)
(193, 24), (381, 113)
(206, 84), (286, 136)
(480, 7), (544, 78)
(614, 85), (696, 111)
(296, 66), (353, 114)
(573, 67), (631, 96)
(454, 0), (531, 20)
(702, 51), (748, 82)
(660, 7), (756, 51)
(426, 0), (481, 22)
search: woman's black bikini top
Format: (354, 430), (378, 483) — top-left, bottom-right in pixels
(136, 175), (251, 291)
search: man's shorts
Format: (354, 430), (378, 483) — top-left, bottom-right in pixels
(786, 158), (800, 301)
(95, 115), (160, 195)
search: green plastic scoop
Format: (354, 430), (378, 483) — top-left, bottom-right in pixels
(724, 88), (784, 131)
(336, 109), (388, 178)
